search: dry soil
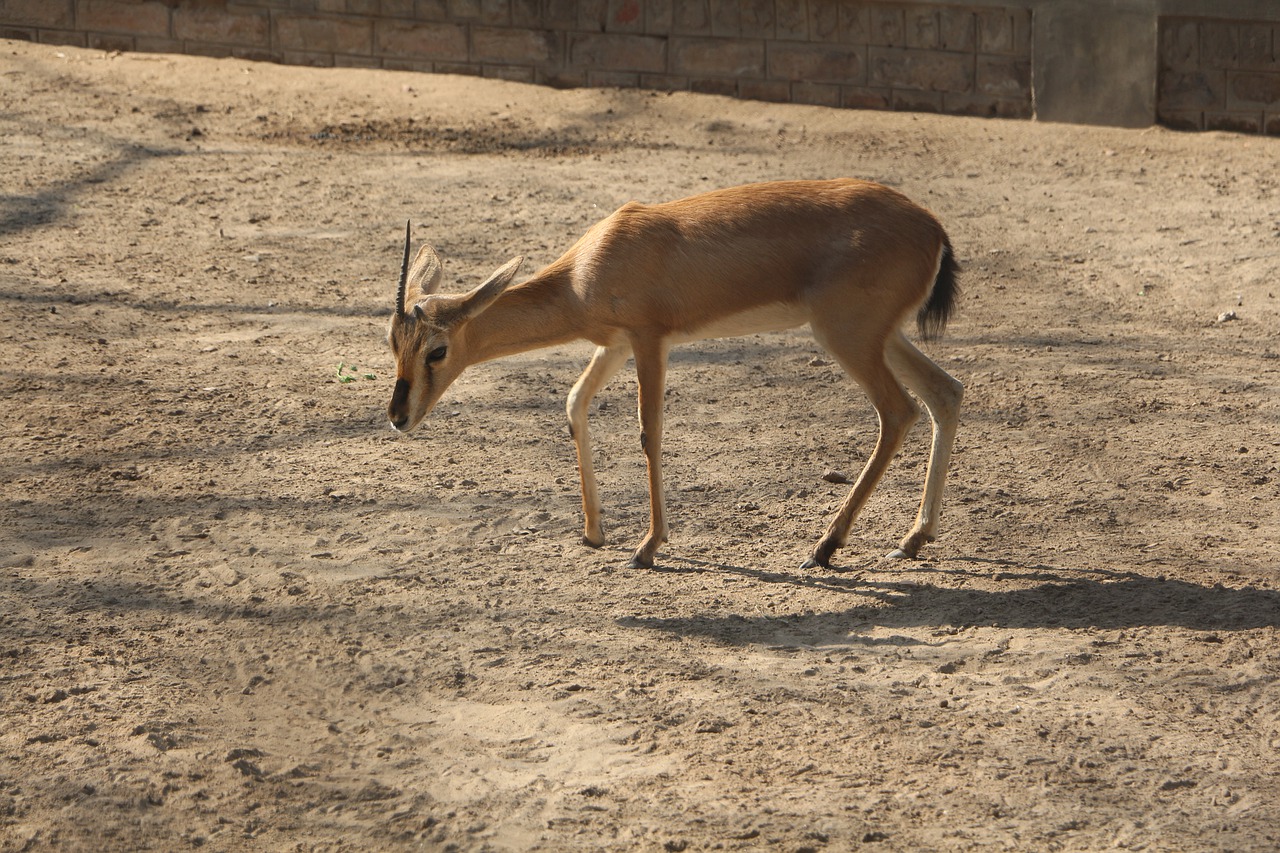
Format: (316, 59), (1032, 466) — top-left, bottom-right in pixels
(2, 40), (1279, 852)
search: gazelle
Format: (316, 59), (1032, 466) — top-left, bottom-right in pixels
(386, 179), (962, 570)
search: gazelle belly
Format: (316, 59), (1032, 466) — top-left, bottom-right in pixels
(672, 301), (809, 344)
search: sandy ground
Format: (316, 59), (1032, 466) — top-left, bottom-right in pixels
(2, 40), (1280, 852)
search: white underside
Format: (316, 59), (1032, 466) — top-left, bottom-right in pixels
(671, 301), (809, 344)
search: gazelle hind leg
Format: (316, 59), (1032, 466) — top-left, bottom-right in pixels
(885, 331), (963, 558)
(566, 344), (631, 547)
(802, 328), (920, 570)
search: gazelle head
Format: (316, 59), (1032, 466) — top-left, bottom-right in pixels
(386, 222), (524, 432)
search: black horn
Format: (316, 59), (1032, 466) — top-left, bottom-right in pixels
(395, 220), (411, 318)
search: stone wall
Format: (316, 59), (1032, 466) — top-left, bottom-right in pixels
(1158, 15), (1280, 135)
(1, 0), (1032, 119)
(3, 1), (1280, 134)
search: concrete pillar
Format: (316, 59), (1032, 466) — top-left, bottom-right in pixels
(1032, 0), (1158, 127)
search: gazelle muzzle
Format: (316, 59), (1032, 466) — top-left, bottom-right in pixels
(388, 378), (411, 431)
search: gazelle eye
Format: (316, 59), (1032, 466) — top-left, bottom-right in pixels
(426, 345), (448, 363)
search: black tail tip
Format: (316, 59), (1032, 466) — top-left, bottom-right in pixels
(917, 238), (960, 341)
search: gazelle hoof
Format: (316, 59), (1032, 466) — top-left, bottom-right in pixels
(582, 534), (605, 549)
(892, 532), (933, 560)
(626, 553), (654, 569)
(802, 540), (838, 570)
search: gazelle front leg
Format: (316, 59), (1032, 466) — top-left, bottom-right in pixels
(566, 344), (631, 547)
(627, 336), (671, 569)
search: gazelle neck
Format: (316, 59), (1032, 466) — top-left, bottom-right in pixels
(461, 268), (587, 364)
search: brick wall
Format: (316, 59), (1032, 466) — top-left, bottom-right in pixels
(0, 0), (1032, 120)
(1159, 16), (1280, 135)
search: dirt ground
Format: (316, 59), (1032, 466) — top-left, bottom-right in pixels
(2, 39), (1280, 852)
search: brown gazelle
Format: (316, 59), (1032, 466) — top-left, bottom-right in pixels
(386, 179), (962, 570)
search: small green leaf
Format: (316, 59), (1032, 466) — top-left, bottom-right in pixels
(335, 361), (375, 383)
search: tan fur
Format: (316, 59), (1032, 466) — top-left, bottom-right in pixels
(387, 179), (963, 570)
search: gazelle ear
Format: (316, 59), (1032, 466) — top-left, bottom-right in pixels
(409, 244), (444, 297)
(457, 255), (524, 321)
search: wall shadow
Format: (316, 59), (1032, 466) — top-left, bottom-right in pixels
(0, 139), (184, 239)
(0, 283), (389, 320)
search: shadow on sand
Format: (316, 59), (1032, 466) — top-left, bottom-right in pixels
(622, 554), (1280, 646)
